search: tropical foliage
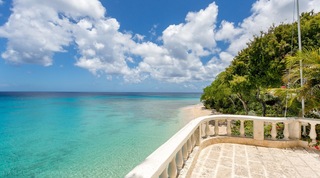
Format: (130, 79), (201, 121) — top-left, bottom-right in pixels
(201, 11), (320, 117)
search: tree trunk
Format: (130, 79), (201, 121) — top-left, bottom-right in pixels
(256, 88), (266, 116)
(228, 96), (236, 108)
(236, 93), (248, 115)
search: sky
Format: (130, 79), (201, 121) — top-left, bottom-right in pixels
(0, 0), (319, 92)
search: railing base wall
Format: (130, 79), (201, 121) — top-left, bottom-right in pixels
(178, 147), (200, 178)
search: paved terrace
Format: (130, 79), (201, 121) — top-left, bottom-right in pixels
(126, 115), (320, 178)
(190, 143), (320, 178)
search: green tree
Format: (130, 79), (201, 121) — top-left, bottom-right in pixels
(283, 49), (320, 116)
(202, 12), (320, 117)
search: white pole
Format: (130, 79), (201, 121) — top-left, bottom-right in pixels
(296, 0), (305, 117)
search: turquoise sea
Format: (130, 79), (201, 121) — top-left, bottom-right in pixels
(0, 92), (200, 177)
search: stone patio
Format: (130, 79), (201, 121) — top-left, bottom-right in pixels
(190, 143), (320, 178)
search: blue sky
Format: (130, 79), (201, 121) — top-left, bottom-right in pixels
(0, 0), (319, 92)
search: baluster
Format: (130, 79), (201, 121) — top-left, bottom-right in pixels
(205, 121), (210, 137)
(240, 120), (245, 137)
(302, 123), (307, 136)
(271, 122), (277, 140)
(168, 158), (177, 178)
(283, 122), (289, 140)
(309, 123), (317, 143)
(196, 127), (201, 146)
(201, 123), (206, 138)
(227, 119), (232, 136)
(176, 150), (183, 172)
(159, 167), (168, 178)
(191, 134), (195, 147)
(214, 120), (219, 136)
(182, 144), (188, 162)
(187, 139), (192, 154)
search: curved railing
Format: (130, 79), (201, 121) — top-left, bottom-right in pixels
(125, 115), (320, 178)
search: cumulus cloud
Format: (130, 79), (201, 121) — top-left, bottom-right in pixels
(73, 18), (136, 76)
(0, 0), (105, 66)
(0, 3), (73, 65)
(163, 3), (217, 58)
(217, 0), (320, 57)
(0, 0), (319, 86)
(131, 3), (219, 83)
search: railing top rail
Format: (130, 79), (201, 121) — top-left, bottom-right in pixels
(298, 118), (320, 123)
(195, 114), (295, 123)
(125, 115), (296, 178)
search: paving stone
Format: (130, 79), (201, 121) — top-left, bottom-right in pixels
(209, 154), (220, 161)
(203, 159), (218, 169)
(224, 144), (234, 149)
(277, 159), (294, 167)
(287, 156), (307, 166)
(259, 153), (274, 161)
(247, 155), (262, 162)
(234, 156), (247, 166)
(281, 166), (300, 178)
(257, 147), (270, 153)
(199, 167), (215, 177)
(215, 166), (232, 178)
(234, 165), (249, 177)
(250, 173), (267, 178)
(220, 156), (233, 167)
(304, 160), (320, 171)
(211, 145), (222, 151)
(235, 150), (246, 157)
(248, 162), (265, 175)
(187, 143), (320, 178)
(266, 170), (285, 178)
(190, 172), (201, 178)
(222, 150), (233, 157)
(295, 166), (318, 178)
(263, 161), (282, 172)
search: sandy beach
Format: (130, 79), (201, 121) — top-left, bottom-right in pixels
(179, 103), (215, 124)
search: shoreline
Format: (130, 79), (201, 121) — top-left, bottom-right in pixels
(179, 103), (215, 124)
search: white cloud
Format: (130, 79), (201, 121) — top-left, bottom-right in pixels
(130, 2), (219, 83)
(215, 21), (242, 42)
(74, 18), (136, 76)
(216, 0), (320, 58)
(0, 0), (319, 85)
(0, 3), (73, 66)
(0, 0), (105, 66)
(133, 34), (145, 42)
(162, 3), (218, 58)
(0, 0), (3, 5)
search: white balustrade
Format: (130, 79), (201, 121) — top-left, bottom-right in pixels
(271, 122), (277, 140)
(168, 158), (177, 178)
(309, 123), (317, 143)
(227, 119), (232, 136)
(159, 167), (168, 178)
(240, 120), (245, 137)
(187, 139), (192, 154)
(283, 122), (289, 140)
(302, 123), (307, 136)
(205, 122), (210, 137)
(176, 150), (183, 171)
(126, 115), (320, 178)
(191, 134), (195, 147)
(182, 144), (188, 162)
(214, 120), (219, 136)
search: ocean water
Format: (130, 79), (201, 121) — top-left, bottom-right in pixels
(0, 92), (200, 177)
